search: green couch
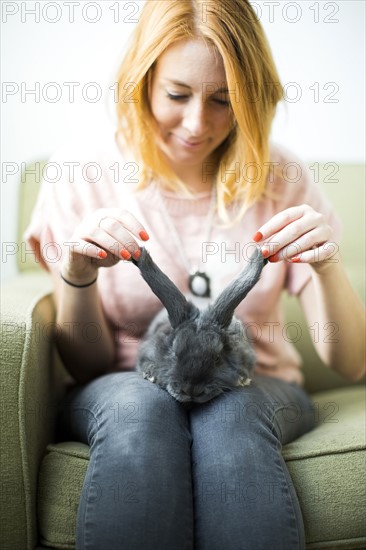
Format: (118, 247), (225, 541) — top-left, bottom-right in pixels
(1, 162), (365, 550)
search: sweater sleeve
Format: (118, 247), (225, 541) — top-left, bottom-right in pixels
(23, 145), (97, 274)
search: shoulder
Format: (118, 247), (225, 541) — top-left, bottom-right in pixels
(267, 142), (314, 207)
(267, 142), (342, 237)
(43, 126), (138, 206)
(47, 124), (127, 167)
(269, 142), (311, 185)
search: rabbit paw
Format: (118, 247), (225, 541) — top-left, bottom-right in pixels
(238, 377), (252, 387)
(142, 370), (156, 383)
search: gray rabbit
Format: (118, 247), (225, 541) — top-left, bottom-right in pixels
(131, 246), (267, 404)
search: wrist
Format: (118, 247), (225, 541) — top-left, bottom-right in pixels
(310, 252), (341, 276)
(61, 262), (98, 287)
(60, 272), (98, 288)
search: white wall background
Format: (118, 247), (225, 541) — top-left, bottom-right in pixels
(1, 0), (365, 280)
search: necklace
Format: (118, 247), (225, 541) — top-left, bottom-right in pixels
(153, 182), (217, 298)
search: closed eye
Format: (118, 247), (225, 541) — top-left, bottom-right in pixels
(166, 93), (187, 101)
(165, 93), (230, 106)
(213, 98), (230, 106)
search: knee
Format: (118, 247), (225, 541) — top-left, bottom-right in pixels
(79, 373), (190, 443)
(191, 388), (275, 435)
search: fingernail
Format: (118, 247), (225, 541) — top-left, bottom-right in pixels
(98, 250), (107, 259)
(291, 256), (301, 263)
(139, 230), (149, 241)
(269, 254), (280, 263)
(133, 249), (141, 260)
(121, 249), (132, 260)
(261, 248), (270, 259)
(253, 231), (263, 242)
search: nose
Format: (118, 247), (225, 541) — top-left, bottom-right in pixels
(182, 98), (209, 137)
(182, 384), (204, 398)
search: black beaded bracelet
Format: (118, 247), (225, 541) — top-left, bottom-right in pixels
(60, 273), (98, 288)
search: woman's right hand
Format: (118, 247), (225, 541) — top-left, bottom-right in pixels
(61, 208), (149, 285)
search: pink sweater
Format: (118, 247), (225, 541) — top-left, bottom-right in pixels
(25, 128), (342, 386)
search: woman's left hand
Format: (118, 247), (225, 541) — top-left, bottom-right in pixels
(252, 204), (339, 274)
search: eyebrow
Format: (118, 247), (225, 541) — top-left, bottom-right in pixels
(162, 78), (228, 93)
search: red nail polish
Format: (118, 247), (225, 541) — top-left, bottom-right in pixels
(133, 249), (141, 260)
(98, 250), (107, 259)
(139, 230), (149, 241)
(121, 249), (131, 260)
(269, 254), (280, 263)
(291, 256), (301, 263)
(253, 231), (263, 242)
(261, 248), (270, 259)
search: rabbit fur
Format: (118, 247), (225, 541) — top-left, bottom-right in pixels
(131, 246), (267, 404)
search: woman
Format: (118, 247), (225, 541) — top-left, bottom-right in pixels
(25, 1), (365, 549)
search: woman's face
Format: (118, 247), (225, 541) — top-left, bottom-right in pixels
(149, 38), (235, 173)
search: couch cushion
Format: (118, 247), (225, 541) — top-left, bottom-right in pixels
(283, 386), (366, 548)
(37, 387), (366, 549)
(38, 442), (89, 549)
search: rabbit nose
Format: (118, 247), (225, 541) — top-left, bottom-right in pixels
(183, 385), (204, 398)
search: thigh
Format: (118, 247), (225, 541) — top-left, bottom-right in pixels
(189, 375), (316, 550)
(57, 372), (194, 550)
(248, 373), (316, 445)
(190, 373), (315, 446)
(57, 371), (191, 446)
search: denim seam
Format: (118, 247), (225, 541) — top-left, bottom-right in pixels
(270, 405), (303, 549)
(273, 449), (302, 550)
(72, 406), (101, 550)
(270, 405), (289, 441)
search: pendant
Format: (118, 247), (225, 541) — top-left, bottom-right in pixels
(188, 271), (211, 298)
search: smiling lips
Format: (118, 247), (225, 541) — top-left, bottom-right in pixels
(175, 135), (207, 148)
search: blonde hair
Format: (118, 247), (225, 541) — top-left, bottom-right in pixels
(115, 0), (284, 224)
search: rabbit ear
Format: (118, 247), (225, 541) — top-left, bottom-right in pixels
(208, 247), (267, 328)
(131, 247), (194, 328)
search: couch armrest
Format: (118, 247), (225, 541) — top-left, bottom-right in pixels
(1, 272), (69, 550)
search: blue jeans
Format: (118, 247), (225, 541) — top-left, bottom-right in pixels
(57, 372), (316, 550)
